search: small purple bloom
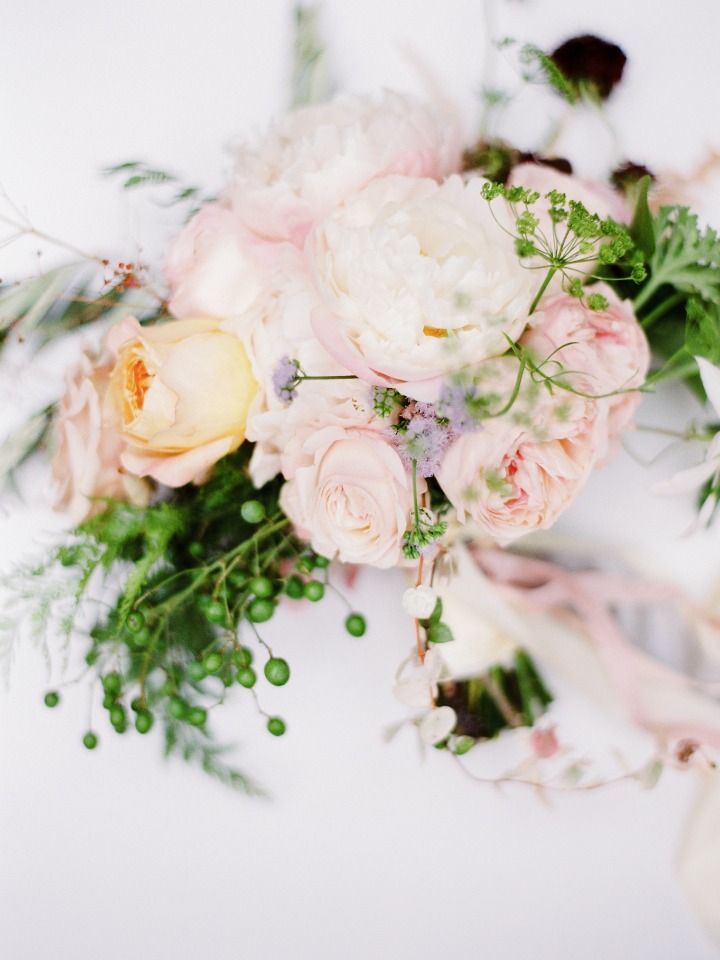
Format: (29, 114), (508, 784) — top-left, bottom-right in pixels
(438, 381), (486, 433)
(388, 402), (456, 478)
(272, 355), (300, 403)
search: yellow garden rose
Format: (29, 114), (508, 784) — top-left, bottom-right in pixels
(109, 315), (257, 487)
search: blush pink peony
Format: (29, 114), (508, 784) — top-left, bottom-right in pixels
(229, 91), (462, 246)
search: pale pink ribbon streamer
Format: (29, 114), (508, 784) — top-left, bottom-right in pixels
(469, 545), (720, 752)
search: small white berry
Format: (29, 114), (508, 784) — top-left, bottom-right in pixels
(419, 706), (457, 745)
(401, 585), (438, 619)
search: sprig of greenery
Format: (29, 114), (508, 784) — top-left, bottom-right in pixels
(291, 4), (334, 108)
(12, 448), (366, 791)
(481, 181), (644, 314)
(402, 461), (447, 560)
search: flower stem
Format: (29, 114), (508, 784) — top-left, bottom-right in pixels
(528, 266), (557, 315)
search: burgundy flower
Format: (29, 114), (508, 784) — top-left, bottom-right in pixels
(550, 34), (627, 100)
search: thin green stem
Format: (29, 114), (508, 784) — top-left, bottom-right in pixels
(528, 267), (557, 315)
(639, 291), (684, 329)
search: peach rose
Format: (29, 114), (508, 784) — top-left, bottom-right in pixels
(279, 426), (416, 568)
(52, 346), (150, 523)
(108, 316), (257, 487)
(436, 390), (605, 545)
(521, 284), (649, 457)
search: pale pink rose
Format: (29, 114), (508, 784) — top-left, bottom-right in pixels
(229, 91), (463, 246)
(165, 203), (280, 321)
(279, 425), (416, 568)
(307, 175), (540, 393)
(52, 346), (151, 524)
(521, 284), (649, 458)
(436, 389), (605, 545)
(108, 315), (257, 487)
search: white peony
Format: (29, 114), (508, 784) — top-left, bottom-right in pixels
(307, 175), (541, 394)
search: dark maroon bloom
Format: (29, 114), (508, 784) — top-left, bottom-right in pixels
(610, 161), (656, 192)
(550, 35), (627, 100)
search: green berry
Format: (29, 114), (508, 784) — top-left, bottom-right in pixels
(85, 651), (98, 666)
(130, 697), (144, 713)
(113, 721), (128, 735)
(236, 667), (257, 688)
(102, 672), (122, 696)
(241, 500), (265, 524)
(135, 712), (153, 734)
(102, 693), (116, 710)
(285, 576), (304, 599)
(297, 556), (315, 574)
(264, 657), (290, 686)
(189, 541), (204, 559)
(345, 613), (366, 637)
(187, 707), (207, 727)
(313, 555), (331, 569)
(126, 610), (146, 633)
(249, 576), (274, 599)
(267, 717), (286, 737)
(453, 736), (476, 756)
(187, 660), (207, 682)
(168, 697), (189, 720)
(82, 732), (98, 750)
(203, 652), (223, 674)
(303, 580), (324, 602)
(204, 600), (226, 624)
(232, 646), (254, 668)
(110, 705), (126, 728)
(129, 626), (151, 649)
(44, 691), (60, 708)
(247, 598), (274, 623)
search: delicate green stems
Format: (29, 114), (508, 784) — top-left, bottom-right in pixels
(411, 460), (420, 528)
(297, 374), (358, 383)
(644, 347), (695, 388)
(528, 267), (557, 315)
(639, 291), (685, 329)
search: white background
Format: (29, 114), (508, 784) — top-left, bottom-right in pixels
(1, 2), (720, 958)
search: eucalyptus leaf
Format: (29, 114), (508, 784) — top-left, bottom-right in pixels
(0, 407), (53, 488)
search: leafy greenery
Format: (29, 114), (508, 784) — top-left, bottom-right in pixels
(12, 448), (357, 792)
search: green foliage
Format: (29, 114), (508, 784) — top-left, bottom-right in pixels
(686, 297), (720, 365)
(639, 207), (720, 307)
(481, 180), (641, 315)
(291, 4), (334, 108)
(628, 175), (656, 258)
(520, 44), (578, 103)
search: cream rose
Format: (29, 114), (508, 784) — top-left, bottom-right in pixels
(229, 91), (462, 246)
(279, 426), (415, 568)
(307, 174), (540, 394)
(108, 316), (257, 487)
(52, 346), (151, 523)
(436, 389), (606, 544)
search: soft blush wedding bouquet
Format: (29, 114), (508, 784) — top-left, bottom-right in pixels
(2, 17), (720, 821)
